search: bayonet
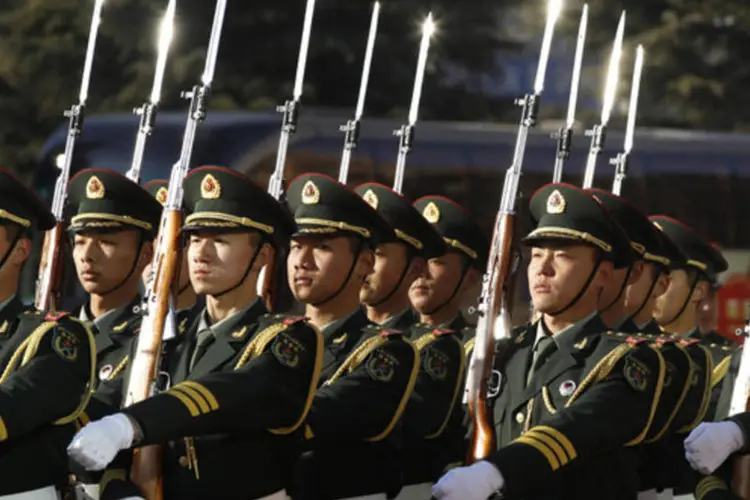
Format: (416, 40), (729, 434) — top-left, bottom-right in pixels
(611, 45), (644, 195)
(582, 11), (625, 189)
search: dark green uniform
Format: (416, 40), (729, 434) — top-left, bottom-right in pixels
(97, 166), (323, 500)
(650, 215), (736, 498)
(286, 173), (419, 499)
(64, 168), (163, 493)
(400, 195), (489, 488)
(589, 189), (715, 495)
(483, 184), (665, 499)
(0, 168), (96, 496)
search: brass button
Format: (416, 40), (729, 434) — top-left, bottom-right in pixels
(178, 456), (190, 467)
(515, 412), (525, 424)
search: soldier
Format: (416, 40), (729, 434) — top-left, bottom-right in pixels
(353, 183), (445, 330)
(396, 195), (488, 499)
(586, 189), (671, 334)
(650, 216), (730, 348)
(285, 173), (419, 500)
(0, 168), (96, 498)
(587, 191), (715, 498)
(67, 169), (162, 419)
(67, 166), (323, 500)
(142, 179), (198, 318)
(64, 169), (162, 499)
(432, 183), (664, 500)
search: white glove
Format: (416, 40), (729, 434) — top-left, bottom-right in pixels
(684, 421), (745, 474)
(67, 413), (136, 471)
(432, 461), (504, 499)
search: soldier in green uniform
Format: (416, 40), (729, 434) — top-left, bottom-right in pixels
(586, 190), (714, 498)
(65, 169), (162, 499)
(285, 173), (419, 500)
(0, 168), (96, 498)
(67, 169), (162, 420)
(586, 189), (671, 334)
(353, 183), (445, 330)
(433, 183), (665, 500)
(68, 166), (323, 500)
(648, 215), (737, 499)
(394, 195), (488, 499)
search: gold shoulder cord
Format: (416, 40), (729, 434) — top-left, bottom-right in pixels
(0, 319), (97, 425)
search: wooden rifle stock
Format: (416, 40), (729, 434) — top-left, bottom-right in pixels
(467, 212), (515, 463)
(35, 222), (65, 312)
(261, 248), (278, 312)
(125, 209), (183, 500)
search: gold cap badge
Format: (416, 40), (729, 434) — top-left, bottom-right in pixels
(155, 187), (168, 206)
(86, 175), (105, 199)
(301, 180), (320, 205)
(201, 174), (221, 199)
(362, 189), (378, 210)
(546, 189), (566, 214)
(422, 201), (440, 224)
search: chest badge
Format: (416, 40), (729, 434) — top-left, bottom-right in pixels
(559, 380), (576, 397)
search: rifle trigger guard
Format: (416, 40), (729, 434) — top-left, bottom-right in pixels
(487, 369), (502, 398)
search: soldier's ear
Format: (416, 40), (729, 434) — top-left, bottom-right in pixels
(594, 260), (614, 290)
(355, 248), (375, 281)
(255, 241), (273, 271)
(10, 237), (30, 266)
(137, 240), (154, 272)
(691, 280), (709, 304)
(628, 260), (645, 285)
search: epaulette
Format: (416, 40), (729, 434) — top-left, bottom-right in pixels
(283, 316), (308, 326)
(45, 311), (70, 322)
(679, 338), (701, 347)
(432, 328), (455, 337)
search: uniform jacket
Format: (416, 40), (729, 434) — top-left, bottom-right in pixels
(487, 314), (665, 500)
(0, 298), (95, 494)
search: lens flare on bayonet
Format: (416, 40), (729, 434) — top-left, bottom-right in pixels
(566, 4), (588, 129)
(624, 45), (644, 154)
(601, 11), (626, 126)
(534, 0), (564, 93)
(151, 0), (176, 105)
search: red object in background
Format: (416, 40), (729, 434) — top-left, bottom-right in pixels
(717, 274), (750, 343)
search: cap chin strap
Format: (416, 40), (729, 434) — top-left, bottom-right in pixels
(627, 266), (663, 323)
(548, 252), (605, 317)
(212, 236), (265, 299)
(422, 260), (471, 318)
(660, 271), (702, 328)
(369, 247), (416, 308)
(600, 263), (634, 314)
(310, 239), (364, 308)
(97, 232), (146, 298)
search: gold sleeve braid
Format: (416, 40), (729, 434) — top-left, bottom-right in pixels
(414, 332), (467, 440)
(711, 354), (732, 389)
(553, 341), (664, 446)
(325, 334), (421, 442)
(645, 342), (694, 443)
(0, 319), (97, 440)
(678, 344), (714, 433)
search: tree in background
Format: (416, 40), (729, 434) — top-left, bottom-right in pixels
(0, 0), (517, 174)
(517, 0), (750, 130)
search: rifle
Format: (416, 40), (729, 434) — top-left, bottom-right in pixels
(125, 0), (176, 184)
(259, 0), (318, 311)
(123, 2), (228, 498)
(35, 0), (106, 312)
(391, 12), (434, 194)
(581, 12), (625, 189)
(551, 4), (587, 184)
(338, 1), (380, 186)
(610, 45), (644, 195)
(465, 0), (561, 463)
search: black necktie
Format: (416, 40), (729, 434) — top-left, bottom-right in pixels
(189, 328), (215, 370)
(527, 335), (557, 385)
